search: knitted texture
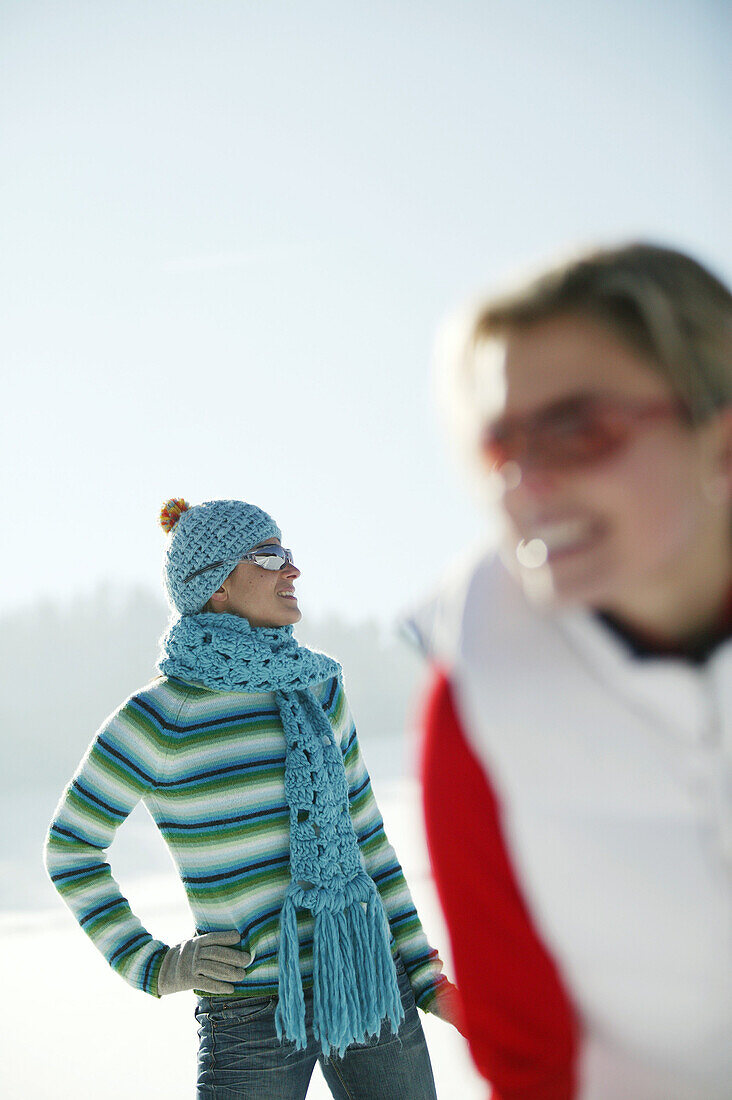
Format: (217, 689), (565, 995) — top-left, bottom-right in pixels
(157, 616), (402, 1051)
(159, 498), (190, 535)
(162, 499), (281, 614)
(44, 674), (447, 1007)
(158, 613), (404, 1055)
(159, 613), (339, 693)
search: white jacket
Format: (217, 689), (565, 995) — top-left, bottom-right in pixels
(410, 547), (732, 1100)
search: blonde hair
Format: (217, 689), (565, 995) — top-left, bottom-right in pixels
(449, 242), (732, 433)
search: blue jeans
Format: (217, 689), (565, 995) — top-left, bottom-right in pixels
(195, 954), (438, 1099)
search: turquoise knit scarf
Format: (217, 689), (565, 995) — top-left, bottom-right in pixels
(158, 612), (404, 1056)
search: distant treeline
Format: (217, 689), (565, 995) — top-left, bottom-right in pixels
(0, 585), (424, 791)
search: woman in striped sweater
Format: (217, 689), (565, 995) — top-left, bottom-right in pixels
(45, 497), (458, 1099)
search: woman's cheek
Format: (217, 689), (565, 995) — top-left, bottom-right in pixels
(609, 453), (701, 568)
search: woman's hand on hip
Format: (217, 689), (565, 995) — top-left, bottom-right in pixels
(428, 980), (468, 1036)
(157, 930), (254, 995)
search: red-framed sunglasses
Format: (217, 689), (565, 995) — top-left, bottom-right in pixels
(481, 394), (687, 474)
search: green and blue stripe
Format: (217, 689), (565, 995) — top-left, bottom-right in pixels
(45, 675), (445, 1006)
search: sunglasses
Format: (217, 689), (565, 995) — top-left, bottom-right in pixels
(183, 546), (295, 584)
(481, 394), (686, 474)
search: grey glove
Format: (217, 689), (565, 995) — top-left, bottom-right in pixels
(157, 930), (254, 995)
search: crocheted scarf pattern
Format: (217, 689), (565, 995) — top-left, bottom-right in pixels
(158, 613), (403, 1056)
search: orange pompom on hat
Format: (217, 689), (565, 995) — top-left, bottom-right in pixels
(160, 497), (281, 615)
(159, 498), (190, 535)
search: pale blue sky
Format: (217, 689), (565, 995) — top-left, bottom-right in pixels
(2, 0), (730, 624)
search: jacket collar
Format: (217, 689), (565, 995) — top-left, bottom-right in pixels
(406, 545), (732, 747)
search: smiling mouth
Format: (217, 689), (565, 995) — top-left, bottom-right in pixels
(518, 519), (606, 563)
(277, 590), (298, 600)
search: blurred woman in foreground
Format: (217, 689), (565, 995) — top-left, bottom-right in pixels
(409, 243), (732, 1100)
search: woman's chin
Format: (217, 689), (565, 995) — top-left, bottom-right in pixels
(246, 606), (302, 628)
(511, 553), (618, 609)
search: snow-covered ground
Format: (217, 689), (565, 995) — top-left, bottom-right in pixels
(3, 779), (486, 1099)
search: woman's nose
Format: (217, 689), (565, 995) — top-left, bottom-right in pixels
(502, 460), (562, 503)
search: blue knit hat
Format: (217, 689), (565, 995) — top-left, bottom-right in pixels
(160, 498), (282, 615)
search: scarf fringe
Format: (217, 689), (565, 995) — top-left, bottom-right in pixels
(274, 891), (307, 1050)
(160, 614), (401, 1058)
(275, 873), (404, 1058)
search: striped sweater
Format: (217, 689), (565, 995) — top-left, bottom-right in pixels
(44, 674), (446, 1008)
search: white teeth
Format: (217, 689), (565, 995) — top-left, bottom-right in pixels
(531, 520), (595, 552)
(516, 520), (597, 570)
(516, 539), (548, 569)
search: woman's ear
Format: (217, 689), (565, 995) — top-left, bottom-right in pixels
(208, 585), (228, 609)
(701, 407), (732, 506)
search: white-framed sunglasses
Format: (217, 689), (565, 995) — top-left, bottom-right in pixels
(183, 546), (295, 583)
